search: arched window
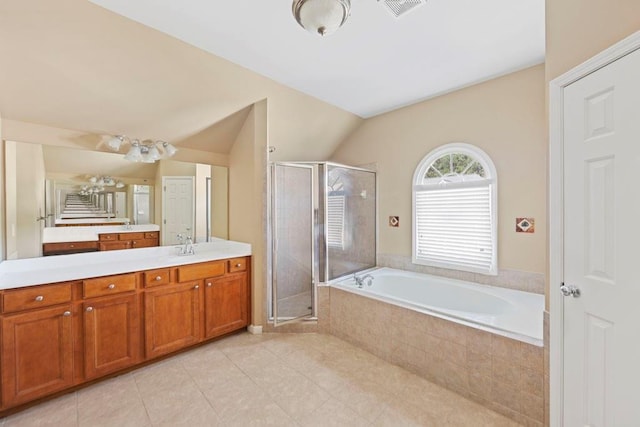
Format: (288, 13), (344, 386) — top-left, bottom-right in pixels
(412, 143), (497, 275)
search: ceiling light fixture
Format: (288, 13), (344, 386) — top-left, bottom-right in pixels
(292, 0), (351, 36)
(105, 135), (177, 163)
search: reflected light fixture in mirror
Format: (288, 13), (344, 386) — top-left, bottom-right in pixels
(80, 175), (125, 195)
(106, 135), (177, 163)
(292, 0), (351, 36)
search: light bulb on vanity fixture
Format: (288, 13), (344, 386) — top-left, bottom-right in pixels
(105, 135), (177, 163)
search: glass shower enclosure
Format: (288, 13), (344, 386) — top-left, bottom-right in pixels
(270, 162), (376, 325)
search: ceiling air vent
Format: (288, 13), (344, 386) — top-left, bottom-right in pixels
(379, 0), (426, 18)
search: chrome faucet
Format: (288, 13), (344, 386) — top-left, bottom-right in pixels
(123, 219), (132, 230)
(183, 236), (195, 255)
(175, 233), (195, 255)
(354, 273), (374, 288)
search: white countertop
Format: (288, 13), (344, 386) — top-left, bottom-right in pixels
(43, 224), (161, 244)
(0, 239), (251, 289)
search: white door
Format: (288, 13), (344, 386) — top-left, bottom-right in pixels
(563, 48), (640, 425)
(162, 177), (194, 246)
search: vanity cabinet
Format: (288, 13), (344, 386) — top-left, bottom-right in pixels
(0, 255), (251, 413)
(98, 232), (159, 251)
(1, 282), (76, 407)
(82, 273), (141, 379)
(44, 231), (160, 254)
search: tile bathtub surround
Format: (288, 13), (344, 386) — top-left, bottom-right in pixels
(0, 332), (520, 427)
(329, 287), (545, 426)
(377, 253), (545, 294)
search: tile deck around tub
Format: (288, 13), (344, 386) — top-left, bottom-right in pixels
(0, 332), (520, 427)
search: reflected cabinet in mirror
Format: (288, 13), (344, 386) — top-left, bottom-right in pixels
(5, 141), (228, 259)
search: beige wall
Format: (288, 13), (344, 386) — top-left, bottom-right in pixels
(5, 141), (46, 259)
(211, 165), (228, 240)
(4, 141), (17, 259)
(2, 120), (230, 167)
(229, 100), (268, 327)
(195, 163), (211, 242)
(0, 113), (4, 261)
(332, 65), (546, 275)
(545, 0), (640, 82)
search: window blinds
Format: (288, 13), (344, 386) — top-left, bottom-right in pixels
(327, 194), (346, 249)
(414, 185), (494, 273)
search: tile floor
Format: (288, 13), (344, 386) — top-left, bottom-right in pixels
(0, 332), (521, 426)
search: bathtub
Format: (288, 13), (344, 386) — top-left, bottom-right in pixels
(331, 267), (544, 345)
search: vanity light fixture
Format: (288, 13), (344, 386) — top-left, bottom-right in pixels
(80, 176), (125, 195)
(105, 135), (177, 163)
(292, 0), (351, 36)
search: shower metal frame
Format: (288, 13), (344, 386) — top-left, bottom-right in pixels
(270, 162), (316, 326)
(269, 161), (377, 326)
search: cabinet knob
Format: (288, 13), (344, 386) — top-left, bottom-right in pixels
(155, 276), (162, 281)
(236, 263), (242, 267)
(108, 284), (116, 289)
(35, 295), (44, 302)
(194, 285), (200, 290)
(86, 307), (94, 312)
(70, 244), (75, 248)
(63, 311), (71, 317)
(207, 282), (212, 287)
(132, 241), (137, 245)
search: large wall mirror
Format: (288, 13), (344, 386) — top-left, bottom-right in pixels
(5, 141), (228, 259)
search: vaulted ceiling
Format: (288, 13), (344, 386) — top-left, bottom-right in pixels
(0, 0), (543, 160)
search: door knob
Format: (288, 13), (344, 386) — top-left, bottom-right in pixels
(560, 284), (581, 298)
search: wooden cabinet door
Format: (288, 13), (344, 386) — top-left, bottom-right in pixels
(144, 282), (201, 359)
(1, 306), (74, 407)
(204, 273), (248, 339)
(83, 294), (141, 380)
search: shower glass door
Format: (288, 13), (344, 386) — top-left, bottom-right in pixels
(271, 163), (314, 325)
(323, 164), (377, 281)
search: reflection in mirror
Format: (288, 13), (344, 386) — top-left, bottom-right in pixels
(50, 179), (153, 226)
(4, 141), (228, 259)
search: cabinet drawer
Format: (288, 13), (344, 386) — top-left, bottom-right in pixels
(43, 241), (98, 252)
(83, 273), (137, 298)
(120, 232), (144, 240)
(144, 269), (171, 287)
(144, 232), (159, 239)
(228, 257), (247, 273)
(3, 283), (73, 313)
(99, 233), (118, 241)
(131, 239), (158, 249)
(177, 261), (225, 282)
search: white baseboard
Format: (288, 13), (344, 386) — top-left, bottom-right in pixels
(247, 324), (263, 335)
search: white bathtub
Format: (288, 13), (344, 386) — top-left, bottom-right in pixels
(331, 267), (544, 345)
